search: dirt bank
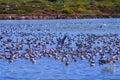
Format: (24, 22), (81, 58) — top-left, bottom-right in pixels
(0, 14), (120, 20)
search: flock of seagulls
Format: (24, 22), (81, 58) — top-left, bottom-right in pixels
(0, 24), (120, 67)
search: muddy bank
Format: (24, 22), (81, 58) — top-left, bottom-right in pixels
(0, 14), (120, 20)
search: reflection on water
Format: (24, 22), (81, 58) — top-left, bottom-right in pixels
(0, 18), (120, 80)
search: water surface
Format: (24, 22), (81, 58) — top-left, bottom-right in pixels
(0, 18), (120, 80)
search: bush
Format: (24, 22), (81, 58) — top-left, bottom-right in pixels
(44, 7), (56, 12)
(48, 0), (57, 2)
(20, 7), (35, 14)
(77, 8), (87, 13)
(4, 9), (26, 14)
(17, 10), (26, 14)
(94, 10), (103, 15)
(77, 7), (94, 14)
(95, 0), (104, 2)
(59, 7), (74, 14)
(67, 2), (81, 7)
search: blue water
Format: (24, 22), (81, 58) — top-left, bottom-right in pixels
(0, 18), (120, 80)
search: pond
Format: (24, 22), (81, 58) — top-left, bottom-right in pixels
(0, 18), (120, 80)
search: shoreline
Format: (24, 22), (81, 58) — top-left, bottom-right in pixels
(0, 14), (120, 20)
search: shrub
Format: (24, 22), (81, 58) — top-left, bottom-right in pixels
(67, 2), (81, 7)
(94, 10), (103, 15)
(33, 10), (46, 14)
(48, 0), (57, 2)
(4, 9), (26, 14)
(59, 7), (74, 14)
(44, 7), (56, 12)
(77, 7), (94, 14)
(77, 8), (87, 13)
(20, 7), (35, 14)
(17, 10), (26, 14)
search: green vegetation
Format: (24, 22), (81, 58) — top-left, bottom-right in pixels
(59, 7), (75, 14)
(0, 0), (120, 15)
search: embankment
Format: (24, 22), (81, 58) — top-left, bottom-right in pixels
(0, 14), (120, 20)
